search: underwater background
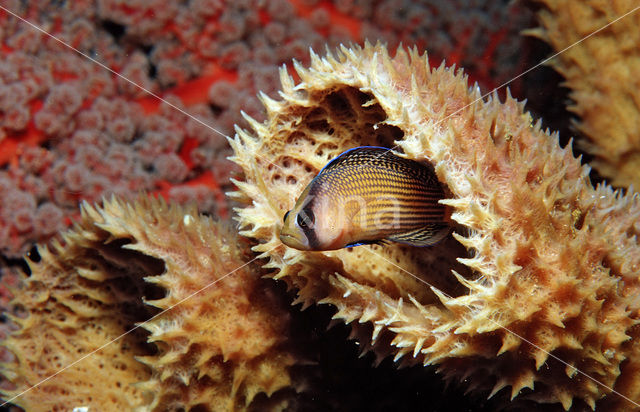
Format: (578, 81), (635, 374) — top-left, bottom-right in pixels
(2, 0), (636, 411)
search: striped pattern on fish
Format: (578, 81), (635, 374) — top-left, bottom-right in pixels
(279, 146), (450, 251)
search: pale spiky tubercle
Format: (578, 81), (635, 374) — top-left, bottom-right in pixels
(229, 43), (640, 410)
(101, 197), (299, 411)
(528, 0), (640, 188)
(0, 200), (157, 410)
(1, 196), (298, 411)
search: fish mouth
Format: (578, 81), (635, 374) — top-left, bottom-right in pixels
(279, 231), (310, 250)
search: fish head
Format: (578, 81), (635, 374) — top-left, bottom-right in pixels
(279, 184), (346, 251)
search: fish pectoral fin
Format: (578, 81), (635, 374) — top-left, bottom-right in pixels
(387, 224), (450, 247)
(345, 239), (389, 248)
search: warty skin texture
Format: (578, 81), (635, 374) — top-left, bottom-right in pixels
(229, 43), (640, 410)
(0, 196), (298, 411)
(528, 0), (640, 189)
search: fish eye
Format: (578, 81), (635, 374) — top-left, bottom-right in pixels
(297, 209), (314, 229)
(283, 210), (290, 222)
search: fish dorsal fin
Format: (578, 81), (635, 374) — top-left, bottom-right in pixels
(387, 224), (450, 247)
(317, 146), (438, 185)
(318, 146), (391, 175)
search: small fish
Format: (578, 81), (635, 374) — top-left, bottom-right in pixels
(279, 146), (450, 250)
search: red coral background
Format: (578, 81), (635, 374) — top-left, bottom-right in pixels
(0, 0), (572, 410)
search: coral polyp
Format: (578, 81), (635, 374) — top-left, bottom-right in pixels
(1, 1), (640, 410)
(230, 43), (640, 410)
